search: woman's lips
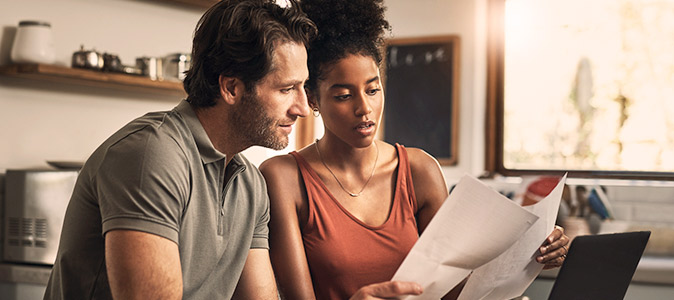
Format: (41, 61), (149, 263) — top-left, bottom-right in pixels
(355, 121), (375, 135)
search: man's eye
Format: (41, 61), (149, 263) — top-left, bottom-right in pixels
(281, 87), (293, 93)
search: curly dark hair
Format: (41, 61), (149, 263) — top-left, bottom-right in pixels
(299, 0), (391, 94)
(183, 0), (317, 107)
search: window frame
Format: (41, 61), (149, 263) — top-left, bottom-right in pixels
(485, 0), (674, 181)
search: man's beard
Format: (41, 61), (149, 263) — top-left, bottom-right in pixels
(232, 90), (289, 150)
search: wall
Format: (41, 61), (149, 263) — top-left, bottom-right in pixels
(386, 0), (488, 182)
(0, 0), (202, 171)
(0, 0), (488, 181)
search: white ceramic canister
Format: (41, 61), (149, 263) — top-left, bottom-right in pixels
(10, 20), (56, 64)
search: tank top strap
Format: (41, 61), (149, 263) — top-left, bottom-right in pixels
(288, 151), (325, 229)
(289, 151), (310, 177)
(394, 144), (418, 213)
(289, 151), (320, 195)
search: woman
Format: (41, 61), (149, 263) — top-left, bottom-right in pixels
(259, 0), (569, 299)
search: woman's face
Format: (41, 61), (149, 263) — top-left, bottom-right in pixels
(313, 54), (384, 148)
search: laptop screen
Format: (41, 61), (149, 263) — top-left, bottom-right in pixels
(548, 231), (650, 300)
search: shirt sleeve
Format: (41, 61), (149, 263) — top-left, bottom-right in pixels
(251, 171), (270, 249)
(97, 126), (189, 244)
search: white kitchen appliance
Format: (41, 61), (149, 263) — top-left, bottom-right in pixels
(3, 169), (78, 265)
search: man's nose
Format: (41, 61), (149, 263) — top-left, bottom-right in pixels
(291, 87), (311, 117)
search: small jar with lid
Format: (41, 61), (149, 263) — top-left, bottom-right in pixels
(163, 53), (191, 82)
(10, 20), (56, 64)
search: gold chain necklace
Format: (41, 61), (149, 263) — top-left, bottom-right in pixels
(315, 139), (379, 197)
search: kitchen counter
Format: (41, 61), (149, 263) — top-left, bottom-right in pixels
(538, 256), (674, 285)
(527, 256), (674, 299)
(0, 263), (51, 285)
(1, 257), (672, 287)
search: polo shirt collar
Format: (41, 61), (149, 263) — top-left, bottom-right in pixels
(174, 100), (226, 164)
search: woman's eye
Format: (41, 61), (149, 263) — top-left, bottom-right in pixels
(334, 94), (351, 100)
(367, 88), (381, 96)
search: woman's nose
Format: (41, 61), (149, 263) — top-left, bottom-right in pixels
(354, 93), (373, 116)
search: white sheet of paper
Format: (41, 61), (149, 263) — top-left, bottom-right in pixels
(391, 175), (539, 300)
(458, 174), (567, 300)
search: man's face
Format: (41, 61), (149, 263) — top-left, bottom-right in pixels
(232, 42), (310, 150)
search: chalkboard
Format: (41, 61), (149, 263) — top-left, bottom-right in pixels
(383, 35), (460, 165)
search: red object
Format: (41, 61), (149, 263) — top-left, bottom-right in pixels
(522, 176), (560, 206)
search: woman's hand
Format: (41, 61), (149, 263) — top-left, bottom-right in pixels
(537, 225), (570, 269)
(350, 281), (423, 300)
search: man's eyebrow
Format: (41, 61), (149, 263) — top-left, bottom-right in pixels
(281, 79), (306, 86)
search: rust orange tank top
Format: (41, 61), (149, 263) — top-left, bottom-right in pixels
(290, 144), (419, 300)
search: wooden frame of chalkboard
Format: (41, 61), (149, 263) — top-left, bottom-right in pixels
(383, 35), (460, 165)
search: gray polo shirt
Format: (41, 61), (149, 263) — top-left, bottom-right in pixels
(45, 100), (270, 300)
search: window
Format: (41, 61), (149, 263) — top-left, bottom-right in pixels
(487, 0), (674, 180)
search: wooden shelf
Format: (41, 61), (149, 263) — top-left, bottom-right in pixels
(0, 64), (186, 97)
(158, 0), (218, 9)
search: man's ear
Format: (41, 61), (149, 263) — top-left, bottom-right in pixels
(218, 74), (244, 105)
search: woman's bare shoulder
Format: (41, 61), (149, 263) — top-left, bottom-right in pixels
(403, 146), (442, 171)
(260, 153), (307, 209)
(403, 146), (447, 193)
(259, 153), (299, 182)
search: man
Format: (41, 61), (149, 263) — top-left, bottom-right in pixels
(44, 0), (426, 298)
(44, 1), (315, 299)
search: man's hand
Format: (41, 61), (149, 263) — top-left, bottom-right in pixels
(350, 281), (423, 300)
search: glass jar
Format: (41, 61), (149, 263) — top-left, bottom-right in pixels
(163, 53), (191, 82)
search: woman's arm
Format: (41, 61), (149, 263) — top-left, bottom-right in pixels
(407, 147), (465, 300)
(259, 155), (317, 300)
(407, 147), (449, 234)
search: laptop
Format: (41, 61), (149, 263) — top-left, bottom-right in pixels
(547, 231), (651, 300)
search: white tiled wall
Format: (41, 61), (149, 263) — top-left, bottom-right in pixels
(609, 185), (674, 224)
(482, 177), (674, 256)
